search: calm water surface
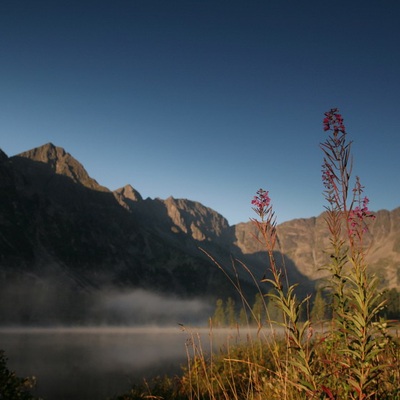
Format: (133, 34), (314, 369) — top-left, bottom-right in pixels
(0, 326), (193, 400)
(0, 326), (253, 400)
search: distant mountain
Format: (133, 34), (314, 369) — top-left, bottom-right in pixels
(0, 143), (399, 324)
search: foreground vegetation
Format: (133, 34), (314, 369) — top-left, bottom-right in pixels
(0, 350), (40, 400)
(114, 109), (400, 399)
(113, 333), (400, 400)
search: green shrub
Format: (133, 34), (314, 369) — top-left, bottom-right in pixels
(0, 350), (40, 400)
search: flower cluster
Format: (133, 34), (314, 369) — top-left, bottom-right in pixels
(323, 108), (346, 135)
(321, 161), (335, 191)
(348, 196), (376, 238)
(251, 188), (271, 219)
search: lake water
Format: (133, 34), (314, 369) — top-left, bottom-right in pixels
(0, 326), (253, 400)
(0, 326), (194, 399)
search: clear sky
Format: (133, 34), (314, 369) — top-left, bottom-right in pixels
(1, 1), (399, 225)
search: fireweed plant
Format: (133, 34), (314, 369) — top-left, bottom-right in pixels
(318, 109), (392, 398)
(247, 109), (397, 399)
(251, 189), (318, 395)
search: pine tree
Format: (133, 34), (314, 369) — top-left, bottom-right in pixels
(239, 307), (247, 326)
(266, 289), (282, 323)
(212, 298), (226, 327)
(383, 288), (400, 319)
(251, 293), (265, 325)
(225, 297), (236, 327)
(310, 288), (326, 322)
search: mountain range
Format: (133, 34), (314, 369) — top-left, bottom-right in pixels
(0, 143), (399, 324)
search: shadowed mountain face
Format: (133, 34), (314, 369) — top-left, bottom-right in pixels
(1, 144), (235, 292)
(0, 143), (399, 324)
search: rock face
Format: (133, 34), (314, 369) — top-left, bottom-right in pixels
(162, 196), (229, 241)
(367, 208), (400, 288)
(113, 187), (229, 242)
(0, 143), (399, 324)
(275, 216), (331, 280)
(231, 210), (400, 289)
(277, 210), (400, 289)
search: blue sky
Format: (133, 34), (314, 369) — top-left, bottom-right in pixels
(1, 1), (399, 225)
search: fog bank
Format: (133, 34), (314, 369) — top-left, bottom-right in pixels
(0, 274), (211, 325)
(94, 288), (211, 325)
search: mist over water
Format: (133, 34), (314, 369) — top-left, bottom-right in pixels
(0, 279), (273, 399)
(1, 325), (260, 400)
(0, 284), (215, 399)
(96, 288), (212, 325)
(0, 272), (212, 326)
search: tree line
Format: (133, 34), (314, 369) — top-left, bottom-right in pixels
(211, 287), (400, 327)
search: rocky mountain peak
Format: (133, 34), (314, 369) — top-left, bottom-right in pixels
(115, 185), (143, 201)
(15, 143), (108, 192)
(18, 142), (65, 169)
(113, 184), (143, 210)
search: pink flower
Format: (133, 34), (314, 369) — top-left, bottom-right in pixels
(251, 188), (271, 219)
(321, 162), (336, 190)
(348, 197), (376, 238)
(323, 108), (346, 135)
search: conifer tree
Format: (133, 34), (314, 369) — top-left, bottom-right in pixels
(310, 288), (326, 322)
(382, 288), (400, 319)
(212, 298), (225, 327)
(239, 306), (247, 326)
(251, 293), (265, 325)
(266, 289), (282, 322)
(225, 297), (236, 327)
